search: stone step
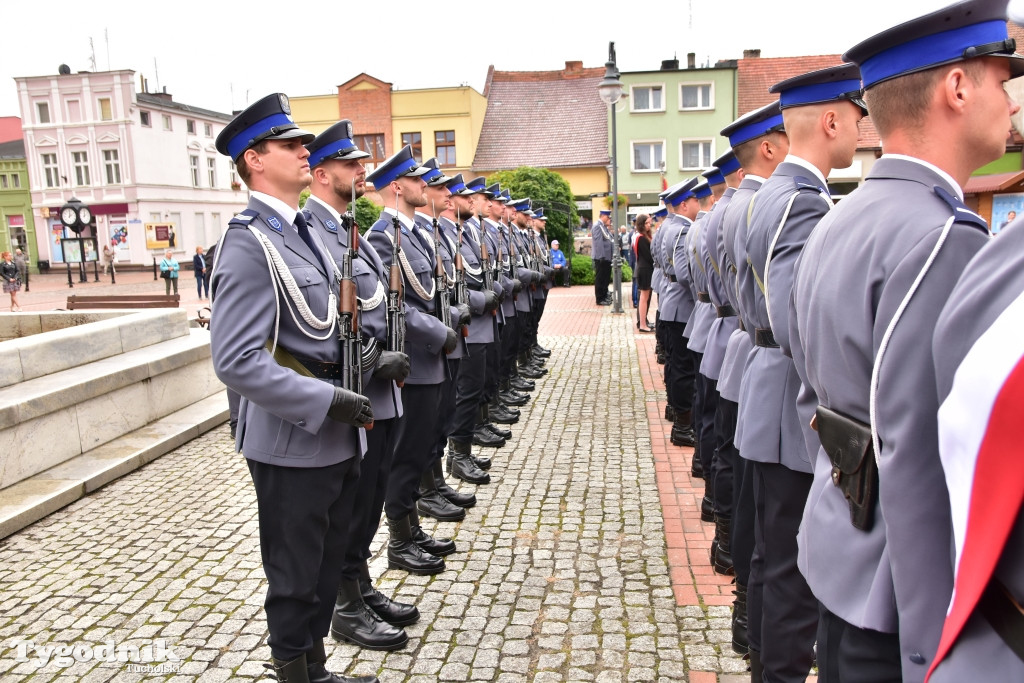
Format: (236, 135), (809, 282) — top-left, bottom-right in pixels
(0, 393), (228, 540)
(0, 328), (223, 489)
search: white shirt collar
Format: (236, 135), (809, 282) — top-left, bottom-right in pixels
(381, 206), (415, 230)
(251, 191), (301, 229)
(783, 154), (828, 189)
(881, 153), (964, 200)
(743, 174), (767, 184)
(305, 195), (343, 224)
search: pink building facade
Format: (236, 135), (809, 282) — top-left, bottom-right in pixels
(16, 69), (246, 266)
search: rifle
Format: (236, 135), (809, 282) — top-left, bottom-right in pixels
(478, 213), (496, 315)
(507, 221), (518, 301)
(387, 195), (406, 386)
(338, 182), (372, 428)
(431, 201), (454, 346)
(454, 219), (469, 326)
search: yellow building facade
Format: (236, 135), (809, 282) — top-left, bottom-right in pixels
(391, 87), (486, 177)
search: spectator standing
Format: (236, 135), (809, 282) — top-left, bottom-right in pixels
(2, 251), (21, 311)
(159, 249), (179, 295)
(101, 242), (114, 275)
(193, 246), (208, 299)
(634, 215), (653, 332)
(14, 248), (27, 281)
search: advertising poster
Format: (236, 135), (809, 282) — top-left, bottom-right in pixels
(63, 238), (82, 263)
(49, 220), (65, 263)
(145, 223), (176, 250)
(991, 193), (1024, 234)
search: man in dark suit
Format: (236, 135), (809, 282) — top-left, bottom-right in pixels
(211, 94), (376, 683)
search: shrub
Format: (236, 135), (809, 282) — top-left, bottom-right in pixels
(569, 254), (631, 285)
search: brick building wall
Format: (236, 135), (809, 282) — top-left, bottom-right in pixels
(337, 74), (393, 167)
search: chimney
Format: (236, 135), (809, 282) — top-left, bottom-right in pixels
(565, 60), (583, 73)
(743, 49), (762, 59)
(687, 52), (696, 69)
(660, 58), (679, 70)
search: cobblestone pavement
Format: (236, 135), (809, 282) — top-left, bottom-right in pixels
(0, 286), (752, 682)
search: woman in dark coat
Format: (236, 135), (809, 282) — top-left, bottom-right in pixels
(634, 214), (654, 332)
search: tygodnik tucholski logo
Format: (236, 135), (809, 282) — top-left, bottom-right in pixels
(10, 638), (181, 673)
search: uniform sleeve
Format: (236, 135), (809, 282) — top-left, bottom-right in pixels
(467, 289), (486, 316)
(404, 304), (449, 356)
(210, 229), (334, 435)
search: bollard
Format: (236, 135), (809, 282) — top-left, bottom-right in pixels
(66, 262), (74, 288)
(110, 262), (116, 285)
(23, 267), (28, 293)
(93, 260), (99, 282)
(153, 257), (158, 280)
(79, 262), (88, 283)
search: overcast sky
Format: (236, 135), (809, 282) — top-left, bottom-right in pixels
(3, 0), (1020, 119)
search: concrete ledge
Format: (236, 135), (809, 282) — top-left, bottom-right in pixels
(0, 393), (228, 539)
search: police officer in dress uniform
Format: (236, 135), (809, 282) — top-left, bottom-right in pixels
(658, 178), (700, 449)
(210, 95), (376, 683)
(444, 175), (502, 483)
(741, 65), (866, 683)
(717, 104), (791, 676)
(651, 203), (670, 366)
(592, 209), (614, 304)
(413, 158), (475, 522)
(302, 121), (417, 652)
(788, 2), (1023, 679)
(929, 213), (1024, 683)
(364, 146), (460, 577)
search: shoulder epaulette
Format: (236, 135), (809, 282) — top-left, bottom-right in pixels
(228, 209), (260, 229)
(369, 220), (390, 233)
(933, 186), (988, 232)
(793, 176), (828, 195)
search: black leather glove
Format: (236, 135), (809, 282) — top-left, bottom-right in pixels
(483, 289), (499, 312)
(539, 271), (549, 285)
(327, 387), (373, 427)
(456, 303), (471, 326)
(511, 278), (523, 295)
(443, 327), (458, 354)
(373, 351), (410, 382)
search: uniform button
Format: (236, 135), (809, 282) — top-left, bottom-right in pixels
(909, 653), (926, 665)
(298, 420), (307, 427)
(306, 276), (311, 282)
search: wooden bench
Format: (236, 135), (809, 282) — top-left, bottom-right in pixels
(66, 294), (180, 310)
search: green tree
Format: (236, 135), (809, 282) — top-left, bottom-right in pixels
(355, 197), (381, 234)
(487, 167), (578, 255)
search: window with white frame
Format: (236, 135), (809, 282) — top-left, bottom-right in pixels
(680, 139), (713, 170)
(41, 153), (59, 187)
(207, 158), (216, 187)
(190, 155), (200, 187)
(0, 175), (7, 189)
(187, 119), (196, 134)
(103, 149), (121, 184)
(163, 114), (172, 131)
(630, 85), (664, 112)
(11, 173), (20, 188)
(204, 122), (213, 137)
(98, 97), (113, 121)
(140, 110), (151, 127)
(632, 141), (665, 172)
(36, 102), (50, 124)
(680, 83), (714, 110)
(72, 151), (90, 186)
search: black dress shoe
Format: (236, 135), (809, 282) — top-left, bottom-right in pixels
(416, 489), (466, 521)
(510, 377), (535, 392)
(670, 423), (697, 447)
(598, 298), (612, 306)
(358, 563), (420, 627)
(386, 516), (445, 575)
(485, 422), (512, 439)
(532, 344), (551, 356)
(664, 405), (677, 422)
(519, 365), (544, 379)
(330, 581), (409, 651)
(449, 441), (491, 484)
(410, 511), (456, 557)
(489, 404), (519, 424)
(472, 454), (492, 470)
(500, 390), (529, 406)
(433, 459), (476, 508)
(701, 496), (714, 523)
(691, 451), (704, 479)
(472, 426), (506, 447)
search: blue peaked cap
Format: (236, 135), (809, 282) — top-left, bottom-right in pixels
(663, 177), (700, 206)
(721, 101), (785, 148)
(445, 173), (467, 194)
(216, 93), (314, 162)
(306, 120), (370, 169)
(694, 181), (712, 200)
(844, 0), (1024, 89)
(771, 64), (867, 114)
(365, 145), (430, 189)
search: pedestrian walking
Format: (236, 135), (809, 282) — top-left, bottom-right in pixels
(101, 242), (114, 275)
(159, 249), (179, 295)
(2, 251), (21, 311)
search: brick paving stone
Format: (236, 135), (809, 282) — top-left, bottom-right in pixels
(0, 286), (765, 681)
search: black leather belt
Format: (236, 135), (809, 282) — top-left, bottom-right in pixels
(668, 274), (677, 283)
(980, 580), (1024, 663)
(755, 328), (779, 348)
(716, 304), (736, 318)
(697, 292), (711, 303)
(291, 352), (347, 381)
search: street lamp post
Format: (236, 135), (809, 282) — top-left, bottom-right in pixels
(598, 42), (624, 315)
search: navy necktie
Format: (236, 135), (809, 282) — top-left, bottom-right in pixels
(295, 212), (326, 272)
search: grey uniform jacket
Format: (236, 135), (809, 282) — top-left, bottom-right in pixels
(736, 162), (828, 471)
(440, 216), (494, 345)
(684, 212), (715, 353)
(210, 196), (362, 467)
(718, 177), (763, 403)
(658, 215), (695, 324)
(306, 197), (402, 421)
(591, 219), (613, 261)
(651, 222), (667, 296)
(414, 213), (465, 360)
(789, 157), (989, 680)
(701, 188), (738, 380)
(366, 210), (450, 385)
(930, 216), (1024, 683)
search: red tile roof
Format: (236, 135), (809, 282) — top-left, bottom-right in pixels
(965, 170), (1024, 194)
(472, 65), (610, 171)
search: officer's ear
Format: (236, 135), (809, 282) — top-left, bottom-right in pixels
(242, 147), (263, 175)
